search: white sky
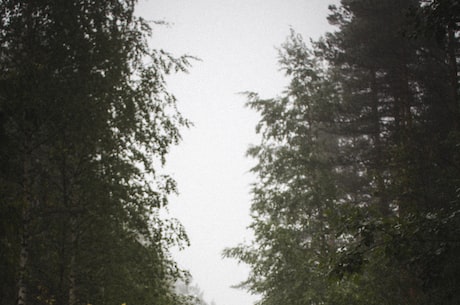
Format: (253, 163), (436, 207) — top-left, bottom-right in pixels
(136, 1), (338, 305)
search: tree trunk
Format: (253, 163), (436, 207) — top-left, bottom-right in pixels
(68, 252), (77, 305)
(370, 69), (389, 216)
(17, 215), (29, 305)
(17, 149), (31, 305)
(447, 20), (459, 130)
(68, 216), (78, 305)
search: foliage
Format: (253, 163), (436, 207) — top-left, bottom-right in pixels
(0, 1), (193, 304)
(226, 1), (460, 304)
(175, 278), (216, 305)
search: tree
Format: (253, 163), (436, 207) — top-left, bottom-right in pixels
(0, 1), (192, 304)
(227, 1), (460, 304)
(175, 278), (215, 305)
(225, 30), (346, 305)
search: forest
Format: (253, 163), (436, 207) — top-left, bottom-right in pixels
(1, 0), (459, 305)
(0, 1), (195, 304)
(225, 1), (460, 305)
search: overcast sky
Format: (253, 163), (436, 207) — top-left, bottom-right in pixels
(136, 1), (338, 305)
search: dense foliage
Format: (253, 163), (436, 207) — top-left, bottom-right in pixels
(225, 0), (460, 304)
(0, 1), (193, 305)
